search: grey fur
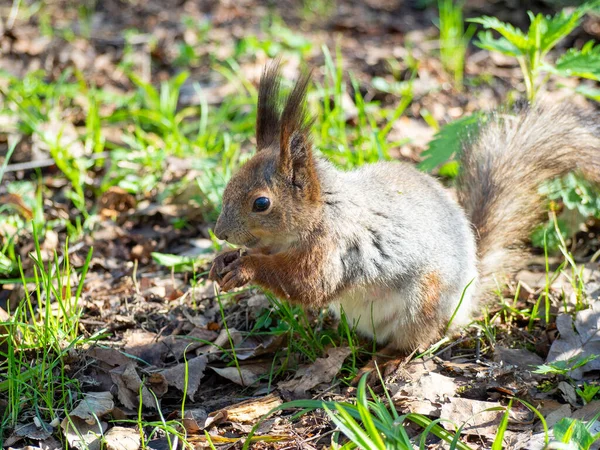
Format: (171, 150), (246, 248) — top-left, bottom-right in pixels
(314, 103), (600, 351)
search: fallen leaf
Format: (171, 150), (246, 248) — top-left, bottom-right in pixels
(440, 397), (504, 438)
(160, 355), (208, 400)
(493, 346), (544, 371)
(218, 394), (282, 424)
(122, 329), (168, 367)
(104, 426), (141, 450)
(61, 416), (107, 450)
(88, 346), (133, 368)
(546, 301), (600, 380)
(160, 328), (218, 359)
(13, 421), (54, 440)
(279, 347), (351, 396)
(110, 363), (158, 410)
(211, 362), (268, 386)
(69, 392), (114, 424)
(182, 407), (209, 434)
(572, 400), (600, 421)
(558, 381), (579, 407)
(395, 372), (457, 403)
(235, 334), (287, 360)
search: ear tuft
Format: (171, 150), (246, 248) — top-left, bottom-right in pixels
(256, 59), (283, 149)
(280, 70), (313, 158)
(278, 70), (315, 179)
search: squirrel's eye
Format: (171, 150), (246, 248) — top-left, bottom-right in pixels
(253, 197), (271, 212)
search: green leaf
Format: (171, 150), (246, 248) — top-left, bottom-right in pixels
(0, 252), (14, 275)
(554, 418), (596, 449)
(151, 252), (210, 272)
(554, 42), (600, 81)
(469, 16), (529, 50)
(418, 112), (484, 172)
(474, 30), (522, 57)
(539, 8), (586, 55)
(492, 399), (513, 450)
(574, 84), (600, 102)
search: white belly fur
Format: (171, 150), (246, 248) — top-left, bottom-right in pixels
(329, 277), (476, 350)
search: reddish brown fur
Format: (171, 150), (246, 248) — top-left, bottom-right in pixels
(409, 271), (445, 348)
(211, 236), (334, 307)
(419, 271), (442, 321)
(210, 62), (331, 305)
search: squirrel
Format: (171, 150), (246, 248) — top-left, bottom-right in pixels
(208, 61), (600, 353)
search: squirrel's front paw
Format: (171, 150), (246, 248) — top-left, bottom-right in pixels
(218, 257), (254, 291)
(209, 249), (242, 282)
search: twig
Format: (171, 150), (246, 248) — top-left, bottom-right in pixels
(3, 152), (109, 173)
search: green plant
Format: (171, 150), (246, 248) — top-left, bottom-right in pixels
(316, 46), (413, 169)
(552, 413), (600, 450)
(437, 0), (476, 89)
(418, 111), (485, 172)
(533, 354), (598, 377)
(235, 16), (313, 59)
(542, 173), (600, 219)
(0, 230), (95, 438)
(470, 3), (600, 101)
(243, 373), (475, 450)
(576, 383), (600, 404)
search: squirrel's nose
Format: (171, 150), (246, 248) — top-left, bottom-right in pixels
(213, 217), (228, 241)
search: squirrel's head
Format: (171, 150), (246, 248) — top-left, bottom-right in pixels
(213, 61), (322, 251)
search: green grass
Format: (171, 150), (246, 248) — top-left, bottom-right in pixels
(0, 231), (96, 438)
(1, 2), (600, 447)
(437, 0), (476, 89)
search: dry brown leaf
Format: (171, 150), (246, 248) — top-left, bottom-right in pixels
(546, 301), (600, 380)
(493, 346), (544, 371)
(161, 327), (218, 359)
(182, 407), (209, 434)
(122, 329), (168, 367)
(98, 187), (136, 220)
(279, 347), (351, 396)
(61, 416), (107, 450)
(440, 397), (504, 438)
(160, 355), (208, 400)
(110, 363), (158, 410)
(69, 391), (114, 424)
(235, 334), (286, 361)
(13, 421), (54, 441)
(104, 426), (141, 450)
(221, 394), (282, 423)
(88, 346), (133, 368)
(573, 400), (600, 421)
(211, 362), (269, 386)
(395, 372), (457, 403)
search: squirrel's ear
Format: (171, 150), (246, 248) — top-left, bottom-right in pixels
(256, 61), (282, 150)
(278, 70), (319, 194)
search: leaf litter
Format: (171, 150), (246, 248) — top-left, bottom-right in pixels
(0, 0), (599, 448)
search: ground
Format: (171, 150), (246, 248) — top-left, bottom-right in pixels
(1, 0), (600, 449)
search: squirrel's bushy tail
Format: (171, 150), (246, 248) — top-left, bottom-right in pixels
(457, 103), (600, 289)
